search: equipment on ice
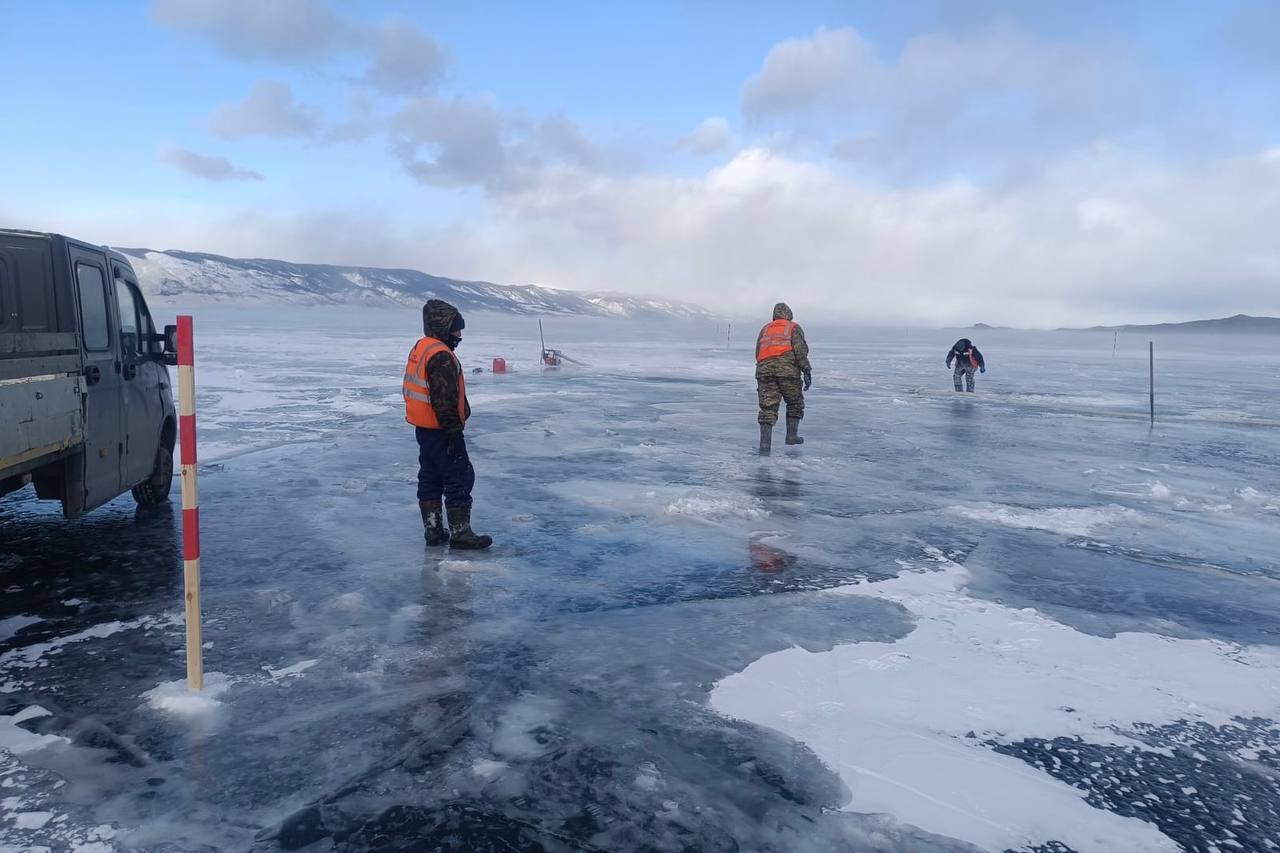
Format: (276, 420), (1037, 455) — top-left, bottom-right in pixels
(538, 320), (588, 368)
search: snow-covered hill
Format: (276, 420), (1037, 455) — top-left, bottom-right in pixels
(117, 248), (718, 320)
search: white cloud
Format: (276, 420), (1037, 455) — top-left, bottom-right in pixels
(742, 27), (882, 117)
(158, 145), (264, 181)
(390, 95), (512, 189)
(389, 97), (628, 192)
(208, 81), (321, 140)
(440, 145), (1280, 327)
(741, 24), (1148, 175)
(363, 16), (449, 94)
(154, 1), (448, 95)
(680, 117), (733, 156)
(152, 0), (345, 63)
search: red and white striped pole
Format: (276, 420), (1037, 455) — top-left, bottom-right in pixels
(176, 315), (204, 690)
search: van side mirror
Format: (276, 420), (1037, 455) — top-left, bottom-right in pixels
(162, 324), (179, 366)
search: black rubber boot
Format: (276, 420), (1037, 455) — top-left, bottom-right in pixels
(447, 504), (493, 550)
(759, 423), (773, 455)
(419, 500), (448, 546)
(785, 417), (804, 445)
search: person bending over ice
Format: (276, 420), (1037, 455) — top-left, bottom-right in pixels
(945, 338), (986, 392)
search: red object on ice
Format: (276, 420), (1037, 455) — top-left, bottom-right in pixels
(492, 357), (507, 374)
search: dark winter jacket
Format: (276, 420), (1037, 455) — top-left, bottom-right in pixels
(755, 302), (813, 379)
(945, 338), (985, 370)
(422, 299), (472, 432)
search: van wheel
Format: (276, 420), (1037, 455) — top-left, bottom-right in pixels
(133, 445), (174, 506)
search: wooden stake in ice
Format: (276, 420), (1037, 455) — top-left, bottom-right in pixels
(1149, 341), (1155, 427)
(176, 315), (204, 690)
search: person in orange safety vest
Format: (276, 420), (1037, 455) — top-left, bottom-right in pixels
(755, 302), (812, 454)
(404, 299), (492, 549)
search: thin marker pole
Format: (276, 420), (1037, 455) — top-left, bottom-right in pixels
(1149, 340), (1154, 427)
(176, 315), (204, 690)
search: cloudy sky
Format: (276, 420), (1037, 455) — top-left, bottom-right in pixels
(2, 0), (1278, 325)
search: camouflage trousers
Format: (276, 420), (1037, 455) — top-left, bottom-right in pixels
(757, 376), (805, 425)
(953, 364), (977, 392)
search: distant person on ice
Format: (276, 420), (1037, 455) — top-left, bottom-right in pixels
(945, 338), (986, 393)
(755, 302), (812, 454)
(402, 299), (492, 549)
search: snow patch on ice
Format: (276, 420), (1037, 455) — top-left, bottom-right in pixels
(0, 615), (42, 643)
(491, 695), (560, 760)
(1095, 480), (1175, 501)
(438, 559), (503, 573)
(141, 673), (233, 717)
(0, 706), (67, 754)
(263, 659), (318, 680)
(665, 494), (769, 521)
(712, 560), (1280, 853)
(330, 592), (369, 612)
(1, 614), (179, 692)
(634, 762), (664, 792)
(1175, 496), (1233, 513)
(472, 759), (508, 780)
(949, 502), (1137, 536)
(1234, 486), (1279, 511)
(11, 811), (54, 829)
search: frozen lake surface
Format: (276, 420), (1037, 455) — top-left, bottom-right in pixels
(3, 309), (1279, 852)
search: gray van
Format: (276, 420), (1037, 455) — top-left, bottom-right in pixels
(1, 230), (177, 518)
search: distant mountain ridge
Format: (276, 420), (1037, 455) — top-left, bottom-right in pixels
(962, 315), (1280, 334)
(117, 248), (717, 320)
(1071, 314), (1280, 333)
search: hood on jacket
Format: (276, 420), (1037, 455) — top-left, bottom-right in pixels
(424, 299), (462, 341)
(954, 338), (972, 351)
(772, 302), (794, 321)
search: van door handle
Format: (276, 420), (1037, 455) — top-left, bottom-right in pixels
(123, 363), (138, 380)
(84, 365), (101, 386)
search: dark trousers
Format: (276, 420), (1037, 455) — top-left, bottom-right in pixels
(415, 428), (476, 506)
(953, 364), (976, 392)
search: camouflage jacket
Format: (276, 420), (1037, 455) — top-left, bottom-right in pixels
(423, 299), (472, 432)
(755, 302), (812, 379)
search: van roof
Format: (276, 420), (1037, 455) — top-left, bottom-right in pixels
(0, 228), (133, 269)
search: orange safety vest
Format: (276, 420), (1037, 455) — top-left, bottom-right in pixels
(403, 337), (468, 429)
(756, 320), (796, 363)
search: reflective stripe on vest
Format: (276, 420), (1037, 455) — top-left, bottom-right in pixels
(756, 320), (795, 363)
(403, 337), (468, 429)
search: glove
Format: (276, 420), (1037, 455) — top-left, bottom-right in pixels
(803, 372), (812, 391)
(980, 367), (986, 373)
(445, 431), (467, 460)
